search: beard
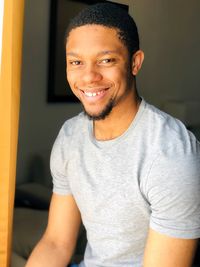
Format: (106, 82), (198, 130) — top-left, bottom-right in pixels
(83, 98), (114, 121)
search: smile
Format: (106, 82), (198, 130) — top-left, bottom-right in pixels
(80, 88), (109, 98)
(84, 90), (104, 97)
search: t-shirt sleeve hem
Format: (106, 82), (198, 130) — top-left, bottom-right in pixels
(150, 221), (200, 239)
(52, 188), (72, 196)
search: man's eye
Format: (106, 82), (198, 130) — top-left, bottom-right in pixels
(69, 60), (82, 66)
(100, 58), (115, 64)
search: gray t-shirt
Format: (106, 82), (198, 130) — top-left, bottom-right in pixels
(50, 99), (200, 267)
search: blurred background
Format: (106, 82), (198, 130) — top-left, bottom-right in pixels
(12, 1), (200, 266)
(16, 0), (200, 187)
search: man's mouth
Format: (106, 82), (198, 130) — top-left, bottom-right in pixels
(80, 88), (109, 98)
(83, 90), (105, 97)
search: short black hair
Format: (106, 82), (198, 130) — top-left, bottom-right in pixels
(65, 2), (140, 57)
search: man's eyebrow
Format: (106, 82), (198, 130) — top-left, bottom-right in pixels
(66, 50), (121, 57)
(66, 52), (79, 57)
(97, 50), (121, 56)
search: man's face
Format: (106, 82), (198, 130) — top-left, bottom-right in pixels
(66, 24), (135, 120)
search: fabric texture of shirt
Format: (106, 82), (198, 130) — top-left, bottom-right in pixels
(50, 99), (200, 267)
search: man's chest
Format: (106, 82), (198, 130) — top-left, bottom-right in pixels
(66, 147), (151, 226)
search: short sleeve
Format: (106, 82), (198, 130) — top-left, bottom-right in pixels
(50, 126), (72, 196)
(146, 150), (200, 239)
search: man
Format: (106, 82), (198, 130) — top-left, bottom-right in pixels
(26, 3), (200, 267)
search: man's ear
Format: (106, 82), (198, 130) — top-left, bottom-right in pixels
(131, 50), (144, 76)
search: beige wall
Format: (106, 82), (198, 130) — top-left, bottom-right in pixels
(131, 0), (200, 107)
(17, 0), (200, 185)
(17, 0), (82, 185)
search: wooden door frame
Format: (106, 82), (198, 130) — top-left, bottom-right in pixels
(0, 1), (24, 266)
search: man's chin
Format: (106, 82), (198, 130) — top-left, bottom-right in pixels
(84, 110), (107, 121)
(83, 100), (114, 121)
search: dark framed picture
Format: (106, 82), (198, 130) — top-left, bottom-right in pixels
(47, 0), (129, 102)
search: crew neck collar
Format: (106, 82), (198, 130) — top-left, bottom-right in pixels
(88, 98), (146, 148)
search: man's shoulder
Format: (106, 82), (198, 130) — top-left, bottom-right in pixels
(61, 112), (88, 137)
(50, 112), (88, 167)
(52, 112), (89, 153)
(143, 101), (199, 152)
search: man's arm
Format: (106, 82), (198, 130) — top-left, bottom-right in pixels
(143, 228), (198, 267)
(25, 193), (81, 267)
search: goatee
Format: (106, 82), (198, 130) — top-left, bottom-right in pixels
(83, 98), (114, 121)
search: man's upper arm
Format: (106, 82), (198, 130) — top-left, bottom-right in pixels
(144, 150), (200, 266)
(143, 228), (198, 267)
(44, 193), (81, 252)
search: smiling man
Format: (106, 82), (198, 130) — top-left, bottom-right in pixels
(25, 3), (200, 267)
(66, 23), (142, 139)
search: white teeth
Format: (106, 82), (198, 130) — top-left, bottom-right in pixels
(85, 92), (93, 97)
(84, 91), (102, 97)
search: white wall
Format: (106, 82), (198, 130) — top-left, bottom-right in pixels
(16, 0), (82, 185)
(131, 0), (200, 108)
(16, 0), (200, 185)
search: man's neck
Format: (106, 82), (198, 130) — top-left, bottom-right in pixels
(93, 93), (141, 141)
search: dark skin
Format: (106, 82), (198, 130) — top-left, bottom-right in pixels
(66, 25), (143, 140)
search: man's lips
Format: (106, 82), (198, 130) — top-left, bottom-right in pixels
(79, 88), (109, 98)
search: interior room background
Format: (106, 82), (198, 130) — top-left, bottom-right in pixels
(16, 0), (200, 188)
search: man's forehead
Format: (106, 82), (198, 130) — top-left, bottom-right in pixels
(67, 24), (119, 38)
(65, 24), (129, 58)
(66, 25), (122, 48)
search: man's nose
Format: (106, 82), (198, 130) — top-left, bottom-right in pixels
(82, 64), (103, 84)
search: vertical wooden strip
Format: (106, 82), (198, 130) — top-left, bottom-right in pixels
(0, 0), (24, 266)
